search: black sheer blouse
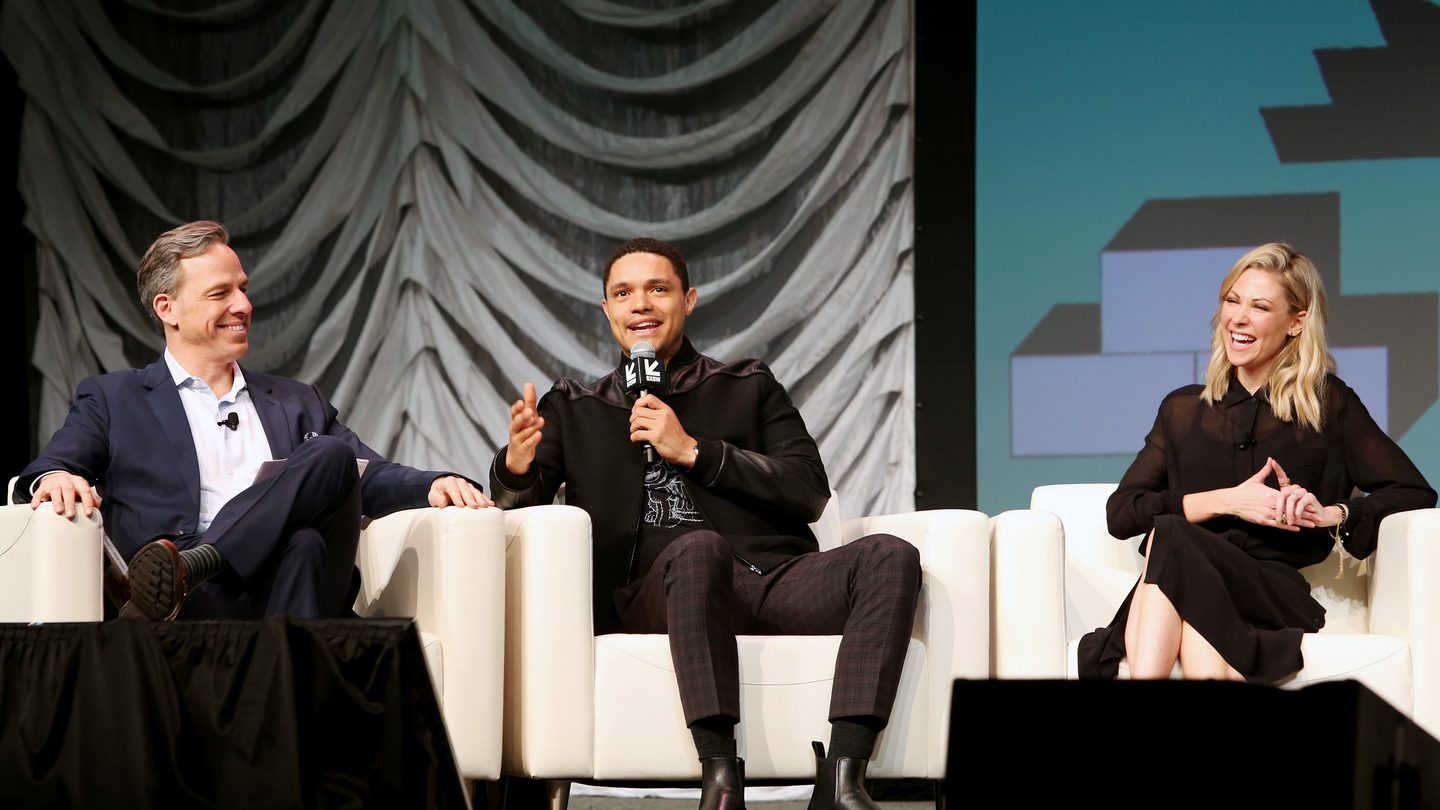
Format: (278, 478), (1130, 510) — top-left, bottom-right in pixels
(1107, 374), (1435, 568)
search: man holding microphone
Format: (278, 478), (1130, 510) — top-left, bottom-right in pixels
(490, 237), (920, 810)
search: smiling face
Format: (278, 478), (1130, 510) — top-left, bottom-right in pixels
(1220, 267), (1307, 392)
(601, 251), (697, 362)
(153, 242), (252, 376)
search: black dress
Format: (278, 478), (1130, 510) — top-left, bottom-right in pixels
(1077, 374), (1435, 682)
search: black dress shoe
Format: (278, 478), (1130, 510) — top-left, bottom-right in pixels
(120, 538), (188, 621)
(806, 742), (880, 810)
(698, 755), (745, 810)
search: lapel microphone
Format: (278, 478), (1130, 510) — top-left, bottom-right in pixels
(217, 412), (240, 431)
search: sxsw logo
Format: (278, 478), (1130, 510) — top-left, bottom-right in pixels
(625, 358), (666, 392)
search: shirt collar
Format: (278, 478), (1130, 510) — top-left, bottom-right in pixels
(163, 348), (247, 399)
(614, 336), (699, 369)
(1219, 373), (1268, 410)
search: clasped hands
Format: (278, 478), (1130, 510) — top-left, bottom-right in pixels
(1230, 456), (1340, 531)
(506, 383), (697, 476)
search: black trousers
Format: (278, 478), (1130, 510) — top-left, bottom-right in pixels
(616, 530), (922, 727)
(175, 435), (363, 619)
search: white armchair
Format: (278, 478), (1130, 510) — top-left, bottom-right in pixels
(499, 494), (991, 805)
(2, 475), (505, 781)
(352, 505), (507, 782)
(992, 483), (1440, 740)
(0, 478), (104, 622)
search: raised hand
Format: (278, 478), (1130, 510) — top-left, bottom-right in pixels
(505, 383), (545, 476)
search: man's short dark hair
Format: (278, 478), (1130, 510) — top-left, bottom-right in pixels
(604, 237), (690, 294)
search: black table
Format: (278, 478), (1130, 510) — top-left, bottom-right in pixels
(0, 618), (466, 809)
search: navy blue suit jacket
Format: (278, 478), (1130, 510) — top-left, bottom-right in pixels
(16, 360), (446, 560)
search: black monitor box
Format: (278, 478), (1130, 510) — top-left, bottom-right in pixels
(946, 679), (1438, 809)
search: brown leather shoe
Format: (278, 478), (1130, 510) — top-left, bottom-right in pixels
(120, 538), (188, 621)
(102, 555), (131, 612)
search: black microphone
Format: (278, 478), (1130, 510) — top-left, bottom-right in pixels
(218, 412), (239, 431)
(623, 341), (668, 463)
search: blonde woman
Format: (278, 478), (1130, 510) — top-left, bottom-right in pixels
(1079, 243), (1435, 681)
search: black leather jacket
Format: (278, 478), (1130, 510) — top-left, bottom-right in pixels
(491, 338), (831, 632)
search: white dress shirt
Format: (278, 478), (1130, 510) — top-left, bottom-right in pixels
(163, 350), (273, 536)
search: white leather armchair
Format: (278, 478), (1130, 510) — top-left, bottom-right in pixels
(353, 505), (507, 782)
(992, 483), (1440, 740)
(3, 475), (505, 781)
(1, 477), (104, 622)
(500, 493), (990, 805)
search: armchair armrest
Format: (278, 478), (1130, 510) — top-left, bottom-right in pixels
(0, 503), (103, 622)
(1367, 507), (1440, 740)
(501, 504), (594, 777)
(989, 508), (1067, 679)
(354, 505), (506, 779)
(842, 508), (990, 775)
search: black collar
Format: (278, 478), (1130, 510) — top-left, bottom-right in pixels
(1219, 373), (1270, 409)
(615, 336), (699, 370)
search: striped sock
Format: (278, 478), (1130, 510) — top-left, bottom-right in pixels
(179, 544), (226, 585)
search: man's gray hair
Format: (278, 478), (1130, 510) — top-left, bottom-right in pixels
(137, 220), (230, 326)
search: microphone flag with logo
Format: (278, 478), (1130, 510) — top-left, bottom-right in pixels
(623, 341), (668, 397)
(623, 342), (668, 463)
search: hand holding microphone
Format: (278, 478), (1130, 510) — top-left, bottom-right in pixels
(624, 342), (695, 467)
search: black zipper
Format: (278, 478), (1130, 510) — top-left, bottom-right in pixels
(626, 481), (643, 585)
(733, 551), (764, 576)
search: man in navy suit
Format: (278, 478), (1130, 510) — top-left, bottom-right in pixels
(15, 220), (491, 620)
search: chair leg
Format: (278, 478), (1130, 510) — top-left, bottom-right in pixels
(934, 778), (945, 809)
(547, 779), (571, 810)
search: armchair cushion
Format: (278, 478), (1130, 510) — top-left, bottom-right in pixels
(355, 505), (506, 781)
(590, 635), (928, 779)
(501, 502), (990, 782)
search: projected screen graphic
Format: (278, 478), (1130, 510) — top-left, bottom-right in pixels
(977, 0), (1440, 513)
(1011, 193), (1437, 456)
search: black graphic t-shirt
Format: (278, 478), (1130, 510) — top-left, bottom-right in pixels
(631, 459), (711, 580)
(642, 459), (705, 529)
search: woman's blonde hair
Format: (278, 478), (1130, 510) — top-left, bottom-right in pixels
(1200, 242), (1335, 430)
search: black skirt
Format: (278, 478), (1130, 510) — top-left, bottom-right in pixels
(1077, 514), (1327, 682)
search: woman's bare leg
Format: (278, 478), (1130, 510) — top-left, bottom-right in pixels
(1125, 530), (1182, 679)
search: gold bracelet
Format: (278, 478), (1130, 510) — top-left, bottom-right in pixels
(1332, 502), (1353, 578)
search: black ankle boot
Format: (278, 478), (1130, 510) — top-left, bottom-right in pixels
(806, 742), (880, 810)
(698, 755), (745, 810)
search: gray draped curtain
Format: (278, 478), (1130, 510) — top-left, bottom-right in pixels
(3, 0), (914, 518)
